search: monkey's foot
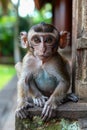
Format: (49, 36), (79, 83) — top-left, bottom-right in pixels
(67, 93), (79, 102)
(16, 102), (34, 119)
(33, 96), (48, 108)
(61, 93), (79, 103)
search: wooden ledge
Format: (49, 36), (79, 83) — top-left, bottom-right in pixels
(25, 100), (87, 119)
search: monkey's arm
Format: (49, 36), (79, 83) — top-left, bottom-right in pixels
(16, 54), (34, 108)
(49, 81), (69, 103)
(16, 78), (31, 119)
(15, 62), (22, 78)
(15, 58), (34, 118)
(41, 81), (69, 121)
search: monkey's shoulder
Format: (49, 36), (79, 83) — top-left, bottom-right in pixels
(44, 53), (70, 80)
(23, 53), (35, 64)
(22, 53), (41, 71)
(47, 53), (69, 69)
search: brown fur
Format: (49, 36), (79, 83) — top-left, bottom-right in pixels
(15, 23), (70, 121)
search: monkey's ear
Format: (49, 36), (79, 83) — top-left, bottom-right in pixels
(59, 31), (70, 48)
(20, 31), (28, 48)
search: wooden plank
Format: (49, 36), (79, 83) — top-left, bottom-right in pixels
(25, 100), (87, 119)
(15, 100), (87, 120)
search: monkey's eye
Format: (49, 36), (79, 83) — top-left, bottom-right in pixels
(33, 37), (41, 43)
(45, 37), (53, 43)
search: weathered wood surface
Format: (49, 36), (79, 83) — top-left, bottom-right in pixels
(75, 47), (87, 98)
(82, 0), (87, 37)
(78, 118), (87, 129)
(15, 100), (87, 130)
(77, 38), (87, 49)
(72, 0), (78, 93)
(75, 0), (87, 98)
(24, 100), (87, 119)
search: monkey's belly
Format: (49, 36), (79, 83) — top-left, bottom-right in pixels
(34, 69), (58, 94)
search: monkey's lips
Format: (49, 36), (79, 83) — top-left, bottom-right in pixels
(38, 54), (50, 58)
(38, 52), (52, 57)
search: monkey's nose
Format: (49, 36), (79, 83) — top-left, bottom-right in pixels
(40, 47), (46, 53)
(40, 48), (46, 54)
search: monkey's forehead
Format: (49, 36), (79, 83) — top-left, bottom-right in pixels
(28, 29), (59, 41)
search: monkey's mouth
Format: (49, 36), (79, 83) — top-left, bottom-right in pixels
(38, 52), (52, 57)
(38, 55), (47, 58)
(38, 54), (50, 58)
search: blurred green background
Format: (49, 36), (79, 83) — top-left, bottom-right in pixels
(0, 0), (52, 90)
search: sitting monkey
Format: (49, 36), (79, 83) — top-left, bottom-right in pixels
(15, 23), (78, 121)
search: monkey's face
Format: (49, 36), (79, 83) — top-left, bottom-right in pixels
(30, 34), (57, 60)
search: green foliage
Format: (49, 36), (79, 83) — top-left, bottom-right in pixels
(0, 16), (16, 56)
(16, 117), (62, 130)
(32, 3), (52, 25)
(19, 17), (30, 32)
(0, 64), (16, 90)
(0, 16), (16, 39)
(0, 2), (52, 57)
(16, 117), (81, 130)
(60, 119), (80, 130)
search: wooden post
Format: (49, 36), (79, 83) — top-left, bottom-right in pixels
(75, 0), (87, 98)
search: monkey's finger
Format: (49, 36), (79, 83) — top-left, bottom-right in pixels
(41, 98), (45, 105)
(42, 96), (48, 101)
(17, 112), (22, 119)
(42, 105), (51, 121)
(19, 110), (27, 119)
(37, 98), (42, 107)
(41, 104), (49, 118)
(33, 99), (39, 106)
(22, 109), (28, 118)
(17, 111), (24, 119)
(15, 111), (19, 118)
(37, 98), (44, 107)
(19, 107), (28, 118)
(38, 99), (43, 107)
(24, 102), (34, 109)
(46, 108), (52, 122)
(16, 110), (22, 119)
(41, 103), (48, 117)
(33, 99), (36, 105)
(40, 98), (46, 107)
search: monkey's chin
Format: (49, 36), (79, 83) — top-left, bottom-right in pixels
(38, 55), (51, 61)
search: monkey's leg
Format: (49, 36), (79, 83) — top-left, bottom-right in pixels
(16, 79), (33, 119)
(29, 79), (48, 108)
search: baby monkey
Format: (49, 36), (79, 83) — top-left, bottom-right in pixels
(15, 23), (78, 121)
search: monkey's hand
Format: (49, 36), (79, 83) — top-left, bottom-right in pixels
(33, 96), (48, 108)
(41, 97), (59, 122)
(16, 102), (33, 119)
